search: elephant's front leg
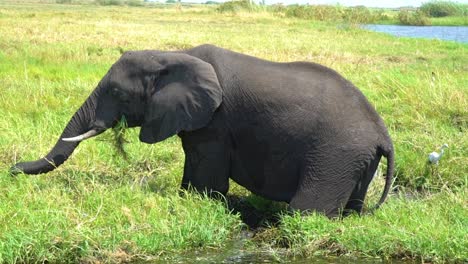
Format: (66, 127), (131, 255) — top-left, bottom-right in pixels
(181, 138), (230, 198)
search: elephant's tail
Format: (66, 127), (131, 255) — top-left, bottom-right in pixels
(374, 144), (394, 210)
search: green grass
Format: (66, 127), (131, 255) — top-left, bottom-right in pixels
(0, 2), (467, 262)
(265, 188), (467, 262)
(215, 0), (467, 26)
(430, 15), (468, 26)
(0, 172), (241, 262)
(420, 1), (467, 18)
(371, 14), (468, 26)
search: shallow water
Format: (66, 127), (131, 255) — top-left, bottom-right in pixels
(364, 24), (468, 43)
(151, 230), (409, 263)
(143, 196), (413, 263)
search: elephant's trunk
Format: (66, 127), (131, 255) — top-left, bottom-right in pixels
(10, 88), (102, 175)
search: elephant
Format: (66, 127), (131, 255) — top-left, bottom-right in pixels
(11, 44), (394, 217)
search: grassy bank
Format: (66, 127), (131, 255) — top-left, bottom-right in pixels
(272, 189), (467, 262)
(0, 2), (467, 263)
(0, 173), (241, 262)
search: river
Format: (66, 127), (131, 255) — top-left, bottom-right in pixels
(364, 24), (468, 43)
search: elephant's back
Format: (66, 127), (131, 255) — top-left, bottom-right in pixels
(190, 44), (390, 155)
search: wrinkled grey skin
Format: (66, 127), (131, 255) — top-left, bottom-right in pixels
(11, 44), (394, 217)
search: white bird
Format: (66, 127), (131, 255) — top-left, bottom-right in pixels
(428, 144), (449, 165)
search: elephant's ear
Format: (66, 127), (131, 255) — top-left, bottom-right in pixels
(139, 53), (223, 144)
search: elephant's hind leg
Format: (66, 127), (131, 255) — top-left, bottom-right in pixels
(344, 155), (381, 215)
(289, 151), (365, 218)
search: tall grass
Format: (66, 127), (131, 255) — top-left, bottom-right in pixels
(420, 1), (468, 17)
(94, 0), (144, 6)
(215, 1), (466, 26)
(216, 0), (260, 13)
(396, 1), (468, 26)
(398, 10), (432, 25)
(0, 173), (241, 262)
(282, 4), (388, 24)
(0, 2), (466, 262)
(218, 2), (388, 24)
(271, 189), (468, 262)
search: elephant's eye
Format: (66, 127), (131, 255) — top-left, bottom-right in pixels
(111, 88), (130, 102)
(112, 88), (130, 104)
(111, 87), (120, 97)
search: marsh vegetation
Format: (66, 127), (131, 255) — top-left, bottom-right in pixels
(0, 1), (466, 263)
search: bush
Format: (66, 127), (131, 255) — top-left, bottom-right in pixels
(284, 5), (314, 19)
(398, 10), (432, 25)
(216, 0), (255, 13)
(283, 5), (383, 24)
(312, 5), (341, 21)
(269, 3), (286, 13)
(95, 0), (144, 6)
(342, 6), (377, 24)
(127, 0), (143, 6)
(285, 5), (340, 21)
(420, 1), (466, 17)
(95, 0), (124, 5)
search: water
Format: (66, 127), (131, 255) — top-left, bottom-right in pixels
(364, 24), (468, 43)
(143, 196), (415, 263)
(156, 232), (386, 263)
(150, 232), (410, 263)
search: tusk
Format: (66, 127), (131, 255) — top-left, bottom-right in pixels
(62, 129), (100, 142)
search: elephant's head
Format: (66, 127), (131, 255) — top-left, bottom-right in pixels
(11, 51), (223, 175)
